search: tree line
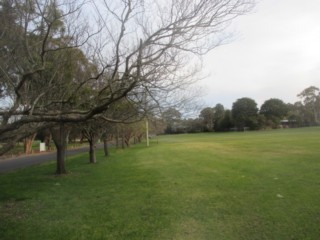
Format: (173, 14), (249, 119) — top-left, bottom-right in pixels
(0, 0), (254, 174)
(163, 86), (320, 133)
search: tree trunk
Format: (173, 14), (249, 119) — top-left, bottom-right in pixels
(45, 133), (52, 151)
(116, 127), (119, 148)
(89, 140), (96, 164)
(125, 132), (131, 147)
(51, 123), (69, 174)
(103, 138), (109, 157)
(56, 144), (67, 174)
(121, 132), (125, 149)
(24, 133), (36, 154)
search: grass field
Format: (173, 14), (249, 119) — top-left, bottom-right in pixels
(1, 127), (320, 239)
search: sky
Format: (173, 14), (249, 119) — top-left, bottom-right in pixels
(200, 0), (320, 109)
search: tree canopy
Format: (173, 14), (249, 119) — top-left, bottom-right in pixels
(232, 97), (258, 130)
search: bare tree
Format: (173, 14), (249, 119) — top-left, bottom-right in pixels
(0, 0), (100, 154)
(0, 0), (254, 158)
(81, 119), (105, 164)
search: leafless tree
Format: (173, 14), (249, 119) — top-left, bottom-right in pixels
(0, 0), (254, 162)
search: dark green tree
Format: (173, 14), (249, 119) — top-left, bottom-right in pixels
(219, 110), (234, 131)
(232, 97), (258, 130)
(260, 98), (288, 128)
(213, 103), (225, 131)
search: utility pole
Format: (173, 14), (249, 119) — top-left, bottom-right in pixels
(146, 117), (149, 147)
(138, 38), (149, 147)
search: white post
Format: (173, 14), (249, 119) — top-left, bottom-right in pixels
(39, 142), (46, 152)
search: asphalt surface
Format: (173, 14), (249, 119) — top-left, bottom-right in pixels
(0, 145), (96, 173)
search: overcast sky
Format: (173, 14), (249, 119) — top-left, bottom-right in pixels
(200, 0), (320, 109)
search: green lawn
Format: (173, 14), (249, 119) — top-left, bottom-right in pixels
(1, 127), (320, 239)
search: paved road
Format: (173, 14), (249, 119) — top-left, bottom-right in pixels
(0, 145), (97, 173)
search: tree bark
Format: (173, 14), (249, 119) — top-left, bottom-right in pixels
(56, 143), (67, 174)
(45, 133), (52, 151)
(121, 132), (125, 149)
(103, 138), (109, 157)
(24, 133), (36, 154)
(51, 123), (69, 174)
(89, 139), (97, 164)
(116, 126), (119, 148)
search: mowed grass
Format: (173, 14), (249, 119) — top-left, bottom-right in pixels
(1, 127), (320, 239)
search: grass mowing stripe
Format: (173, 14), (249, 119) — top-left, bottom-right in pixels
(1, 127), (320, 239)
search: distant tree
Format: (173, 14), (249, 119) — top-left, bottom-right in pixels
(199, 107), (215, 132)
(298, 86), (320, 124)
(149, 117), (166, 135)
(213, 103), (225, 131)
(183, 118), (203, 133)
(219, 110), (234, 131)
(260, 98), (288, 128)
(286, 102), (303, 127)
(290, 100), (316, 126)
(232, 97), (258, 130)
(163, 108), (182, 134)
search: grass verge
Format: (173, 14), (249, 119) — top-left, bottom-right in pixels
(1, 127), (320, 239)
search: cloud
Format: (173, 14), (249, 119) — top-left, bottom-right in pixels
(200, 0), (320, 109)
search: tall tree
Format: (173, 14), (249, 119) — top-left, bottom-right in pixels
(298, 86), (320, 124)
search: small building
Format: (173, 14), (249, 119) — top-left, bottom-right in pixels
(280, 119), (297, 128)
